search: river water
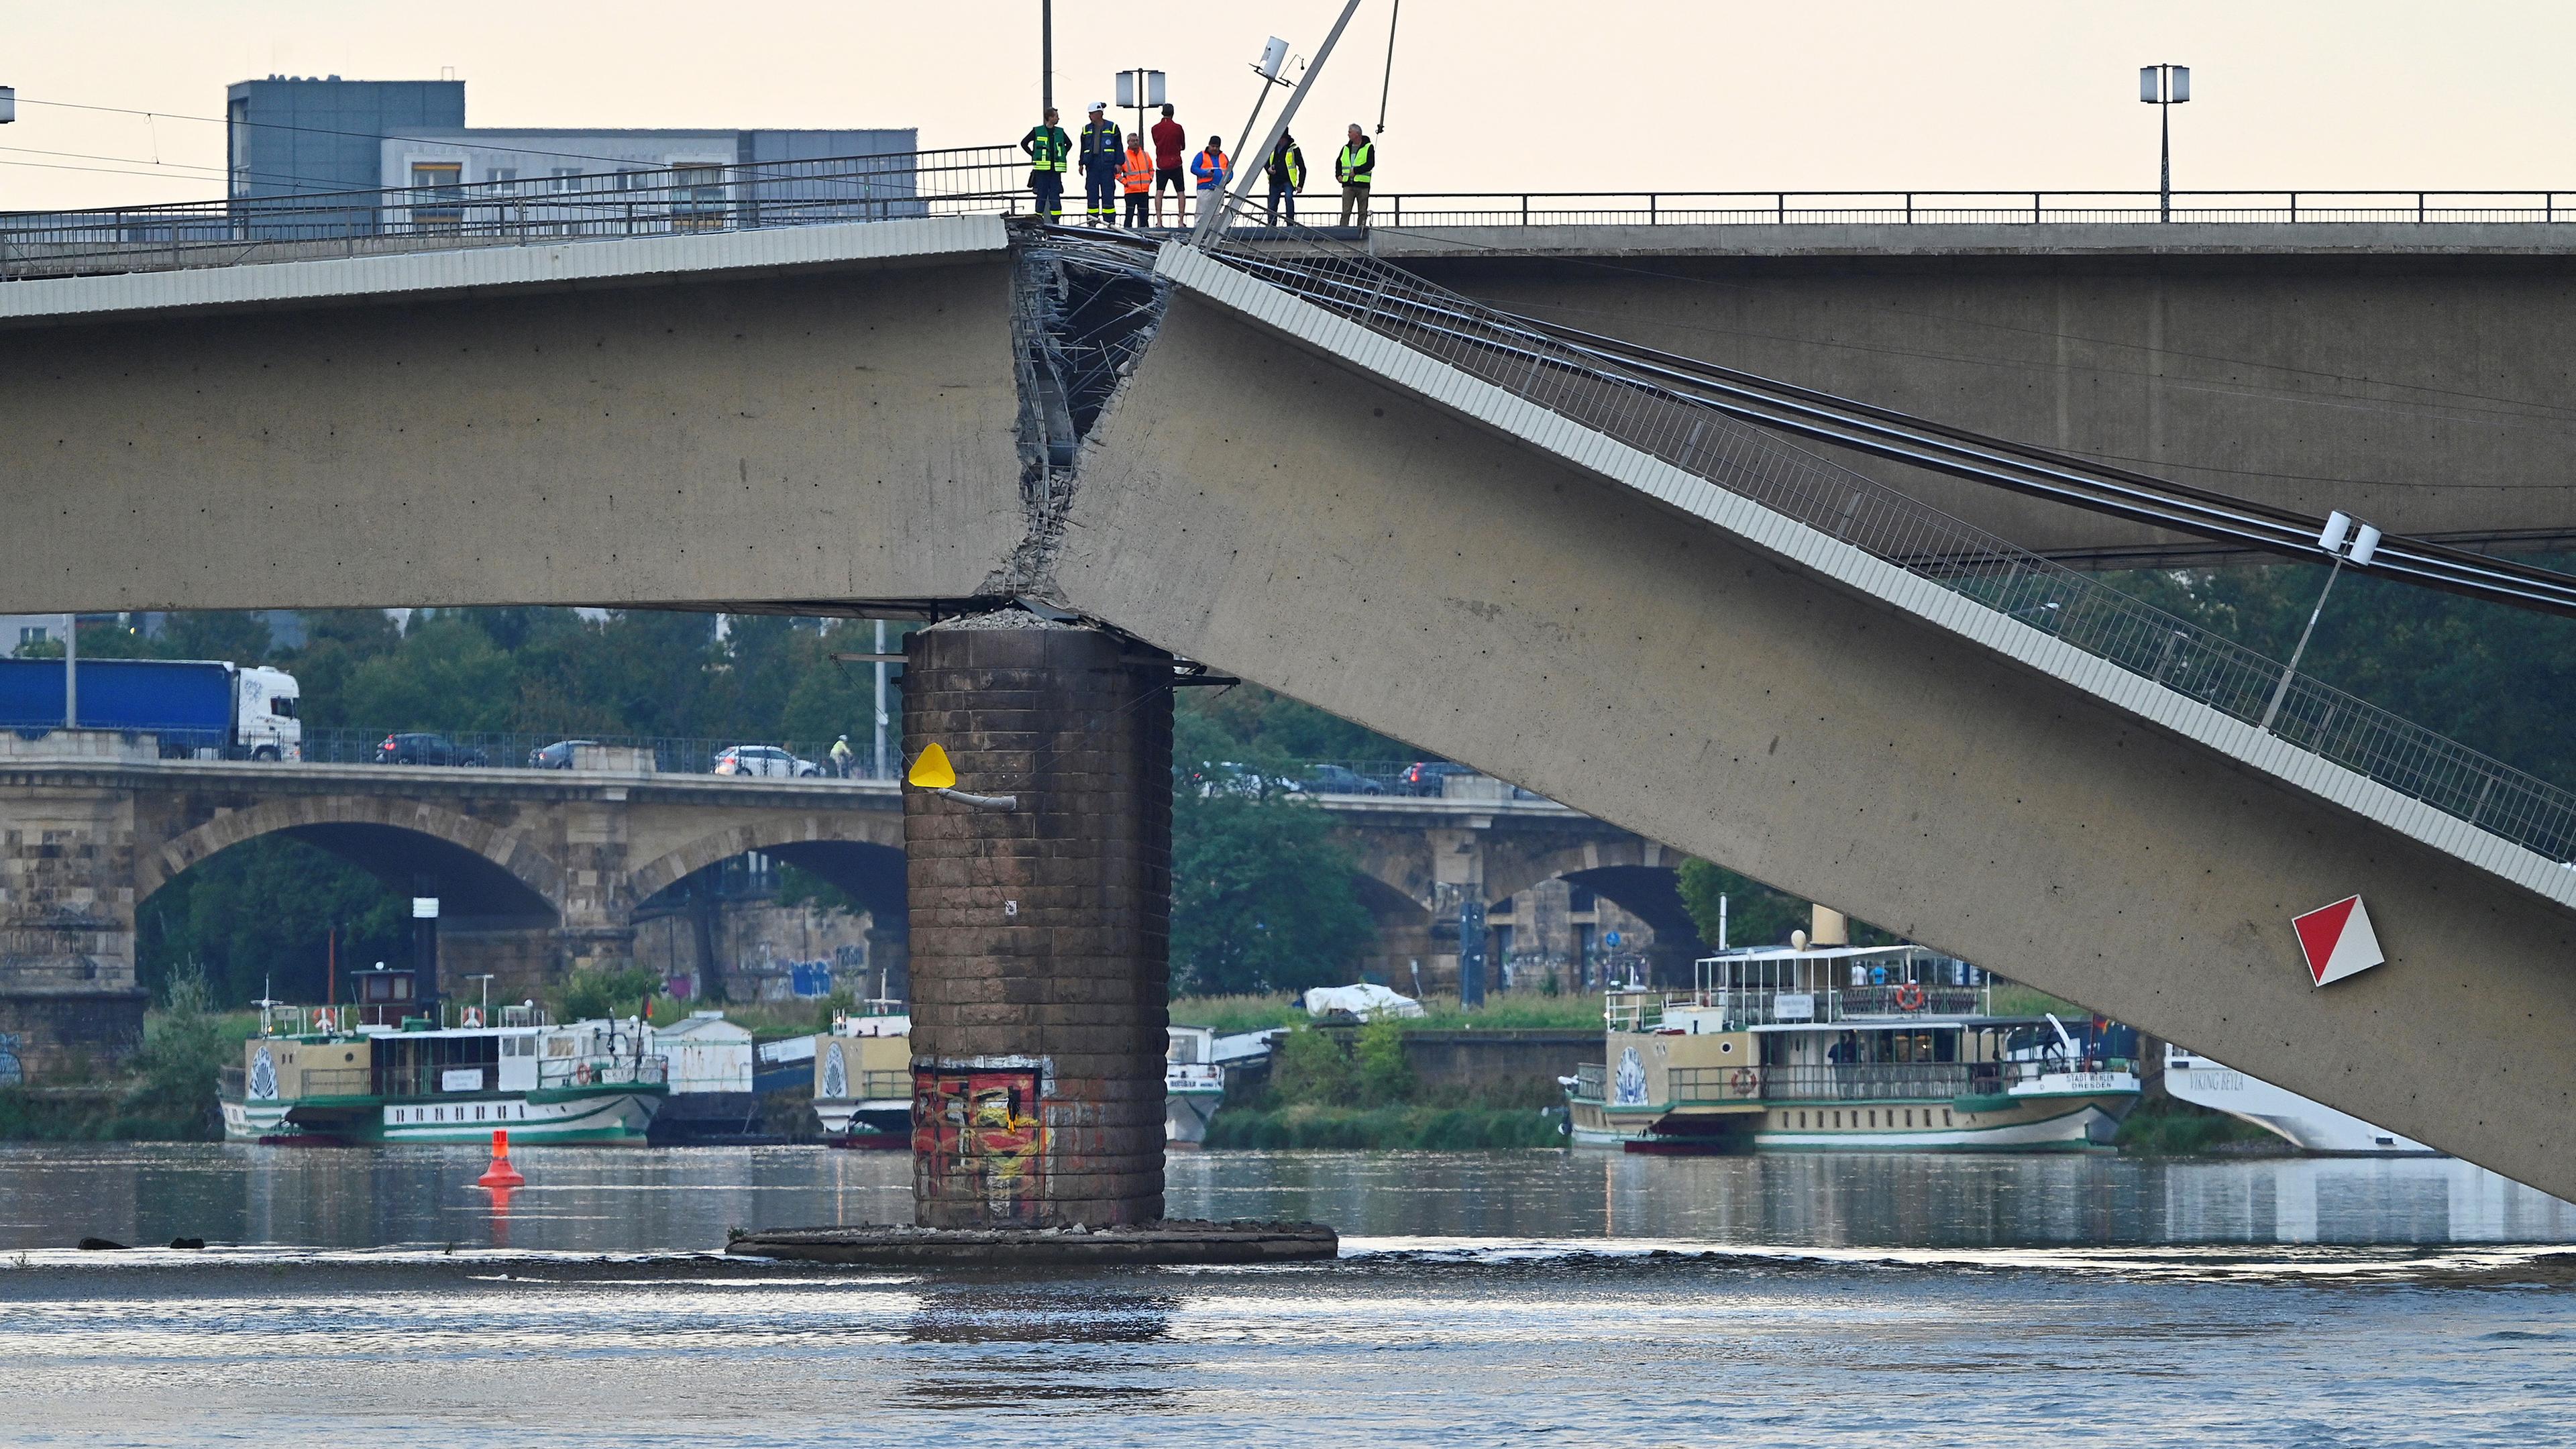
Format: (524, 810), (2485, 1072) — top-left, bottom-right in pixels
(3, 1145), (2573, 1445)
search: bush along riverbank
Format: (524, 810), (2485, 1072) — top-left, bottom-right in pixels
(0, 974), (235, 1142)
(2113, 1093), (2287, 1155)
(1206, 1016), (1570, 1150)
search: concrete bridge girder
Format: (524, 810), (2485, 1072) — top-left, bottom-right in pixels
(1054, 276), (2576, 1199)
(0, 219), (1028, 616)
(1373, 224), (2576, 563)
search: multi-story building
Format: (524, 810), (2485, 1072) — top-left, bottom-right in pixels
(223, 76), (915, 235)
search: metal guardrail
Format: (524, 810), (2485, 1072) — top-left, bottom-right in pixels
(1360, 189), (2576, 229)
(1, 144), (1027, 280)
(1197, 210), (2576, 867)
(296, 727), (897, 780)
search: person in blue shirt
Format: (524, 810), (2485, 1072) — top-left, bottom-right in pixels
(1189, 136), (1232, 211)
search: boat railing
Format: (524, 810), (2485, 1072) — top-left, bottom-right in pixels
(1572, 1063), (1609, 1101)
(1612, 983), (1994, 1031)
(1669, 1065), (1770, 1104)
(217, 1065), (246, 1099)
(537, 1055), (669, 1089)
(1837, 985), (1988, 1018)
(859, 1069), (912, 1099)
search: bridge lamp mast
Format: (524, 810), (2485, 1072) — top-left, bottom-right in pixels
(2259, 510), (2380, 733)
(1192, 0), (1373, 244)
(2139, 64), (2191, 222)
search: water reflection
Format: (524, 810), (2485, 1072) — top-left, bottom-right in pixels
(0, 1143), (2568, 1252)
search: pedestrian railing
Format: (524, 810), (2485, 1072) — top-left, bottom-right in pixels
(1192, 208), (2576, 868)
(0, 144), (1028, 280)
(1357, 189), (2576, 230)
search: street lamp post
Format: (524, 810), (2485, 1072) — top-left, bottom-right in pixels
(2139, 64), (2191, 222)
(1040, 1), (1055, 115)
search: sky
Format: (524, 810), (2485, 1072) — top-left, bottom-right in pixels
(7, 1), (2576, 211)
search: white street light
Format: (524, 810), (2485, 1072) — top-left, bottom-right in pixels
(2139, 64), (2191, 221)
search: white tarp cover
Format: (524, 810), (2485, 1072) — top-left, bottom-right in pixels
(1301, 984), (1426, 1020)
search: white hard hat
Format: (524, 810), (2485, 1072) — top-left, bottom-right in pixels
(1089, 101), (1108, 111)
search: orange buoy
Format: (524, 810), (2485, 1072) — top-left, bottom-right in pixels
(476, 1128), (526, 1189)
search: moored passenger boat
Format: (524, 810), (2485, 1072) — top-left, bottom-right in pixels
(1563, 945), (2141, 1152)
(219, 993), (668, 1146)
(811, 1011), (910, 1148)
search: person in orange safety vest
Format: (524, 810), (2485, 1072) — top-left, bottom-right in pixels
(1118, 133), (1154, 228)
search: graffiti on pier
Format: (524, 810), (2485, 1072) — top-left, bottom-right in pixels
(914, 1063), (1049, 1223)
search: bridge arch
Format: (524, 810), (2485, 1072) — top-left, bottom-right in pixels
(625, 812), (908, 921)
(142, 795), (567, 920)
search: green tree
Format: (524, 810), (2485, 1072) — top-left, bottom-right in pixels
(1354, 1014), (1415, 1106)
(1170, 713), (1374, 996)
(137, 836), (409, 1007)
(1674, 858), (1810, 950)
(1271, 1026), (1356, 1106)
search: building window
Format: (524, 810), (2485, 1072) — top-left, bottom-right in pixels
(672, 163), (726, 231)
(17, 626), (48, 649)
(409, 162), (464, 231)
(488, 166), (519, 193)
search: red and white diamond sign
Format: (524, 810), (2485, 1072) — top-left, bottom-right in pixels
(2292, 895), (2384, 987)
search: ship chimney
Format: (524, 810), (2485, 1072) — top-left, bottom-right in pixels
(1809, 904), (1848, 947)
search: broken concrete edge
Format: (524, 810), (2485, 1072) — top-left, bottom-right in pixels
(724, 1219), (1340, 1265)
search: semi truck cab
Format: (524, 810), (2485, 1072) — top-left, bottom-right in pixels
(235, 665), (302, 761)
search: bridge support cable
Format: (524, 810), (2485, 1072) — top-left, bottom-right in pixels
(1168, 211), (2576, 868)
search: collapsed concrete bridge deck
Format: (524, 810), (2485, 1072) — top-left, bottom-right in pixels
(4, 217), (2573, 1199)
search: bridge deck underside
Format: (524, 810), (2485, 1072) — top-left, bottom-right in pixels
(1054, 284), (2576, 1200)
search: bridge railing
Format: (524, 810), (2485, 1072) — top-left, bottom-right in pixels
(1198, 212), (2576, 868)
(1358, 190), (2576, 229)
(0, 144), (1028, 280)
(293, 727), (898, 780)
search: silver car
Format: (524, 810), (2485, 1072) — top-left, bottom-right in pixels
(713, 744), (822, 777)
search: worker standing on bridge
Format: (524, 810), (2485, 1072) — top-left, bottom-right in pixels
(1077, 102), (1123, 227)
(1191, 136), (1232, 215)
(1118, 132), (1154, 228)
(1150, 103), (1187, 227)
(1336, 123), (1376, 229)
(1021, 107), (1071, 222)
(1264, 130), (1306, 226)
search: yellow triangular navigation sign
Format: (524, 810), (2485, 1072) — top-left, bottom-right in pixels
(906, 742), (957, 790)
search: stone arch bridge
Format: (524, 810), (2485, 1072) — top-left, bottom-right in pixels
(0, 733), (1674, 1073)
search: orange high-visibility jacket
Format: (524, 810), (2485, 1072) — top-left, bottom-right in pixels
(1118, 147), (1153, 193)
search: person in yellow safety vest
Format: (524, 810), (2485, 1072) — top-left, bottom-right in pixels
(1077, 101), (1124, 226)
(1264, 130), (1306, 227)
(1118, 133), (1155, 229)
(1020, 107), (1071, 222)
(1336, 123), (1377, 229)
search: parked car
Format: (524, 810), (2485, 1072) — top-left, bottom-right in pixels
(1296, 763), (1387, 796)
(714, 744), (822, 778)
(1187, 761), (1301, 798)
(528, 739), (599, 769)
(1397, 761), (1477, 796)
(377, 732), (488, 767)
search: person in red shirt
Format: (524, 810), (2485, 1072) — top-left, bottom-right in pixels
(1149, 103), (1187, 227)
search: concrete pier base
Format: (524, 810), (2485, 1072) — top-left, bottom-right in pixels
(903, 614), (1172, 1228)
(727, 1220), (1338, 1267)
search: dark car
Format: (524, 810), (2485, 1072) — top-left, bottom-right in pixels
(378, 732), (488, 767)
(1297, 763), (1387, 796)
(529, 739), (600, 769)
(1398, 761), (1477, 796)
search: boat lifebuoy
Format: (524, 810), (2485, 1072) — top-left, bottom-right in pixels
(1729, 1066), (1758, 1095)
(460, 1006), (482, 1028)
(576, 1061), (594, 1085)
(1894, 981), (1926, 1012)
(313, 1008), (335, 1034)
